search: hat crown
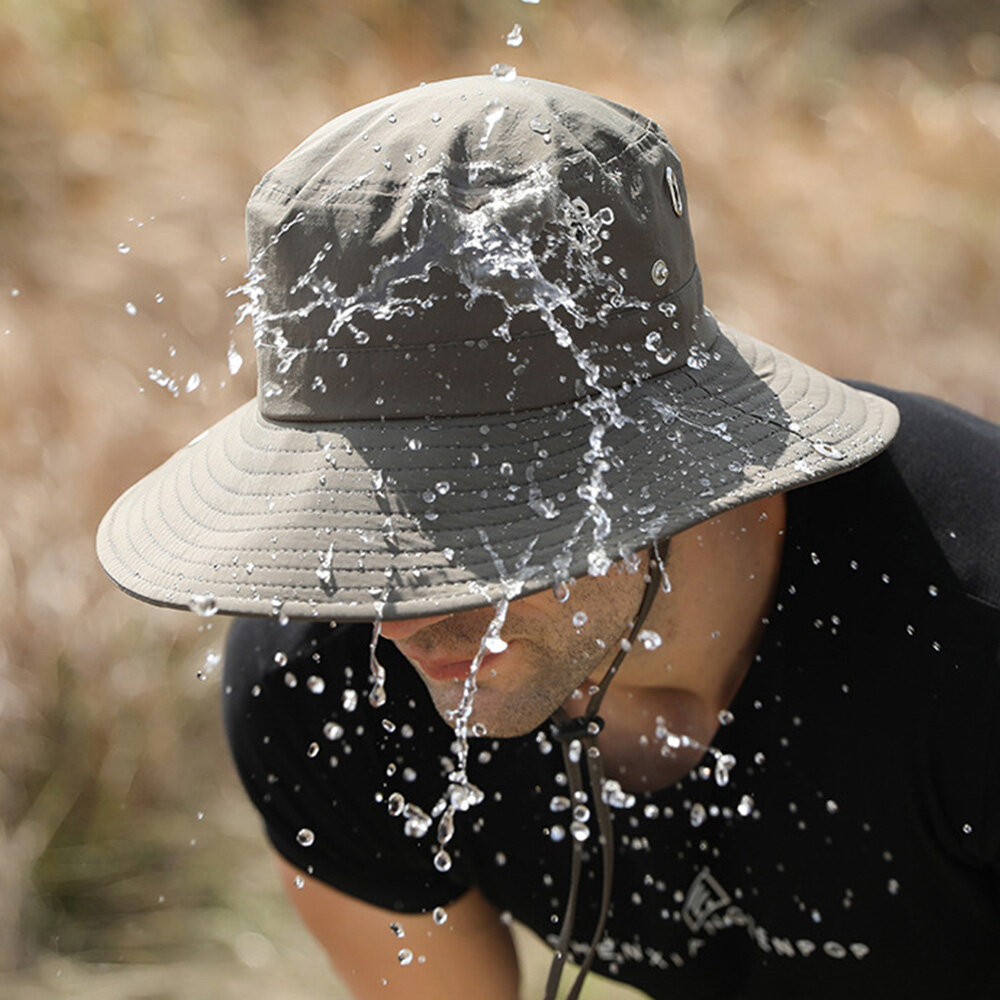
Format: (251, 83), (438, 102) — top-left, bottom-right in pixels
(243, 76), (711, 421)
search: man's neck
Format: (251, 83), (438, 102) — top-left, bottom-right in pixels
(567, 493), (787, 791)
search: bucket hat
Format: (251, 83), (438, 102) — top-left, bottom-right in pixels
(97, 75), (899, 621)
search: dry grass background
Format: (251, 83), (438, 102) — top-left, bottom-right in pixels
(1, 0), (998, 997)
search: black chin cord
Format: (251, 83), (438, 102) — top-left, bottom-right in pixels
(542, 554), (662, 1000)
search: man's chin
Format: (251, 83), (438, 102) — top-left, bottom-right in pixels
(424, 683), (556, 740)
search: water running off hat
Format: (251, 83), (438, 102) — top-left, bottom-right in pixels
(96, 75), (899, 621)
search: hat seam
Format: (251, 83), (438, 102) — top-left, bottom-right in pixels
(248, 363), (719, 440)
(238, 377), (797, 483)
(239, 397), (773, 483)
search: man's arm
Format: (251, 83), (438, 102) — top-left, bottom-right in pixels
(274, 854), (521, 1000)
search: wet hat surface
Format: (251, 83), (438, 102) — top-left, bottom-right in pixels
(97, 75), (899, 620)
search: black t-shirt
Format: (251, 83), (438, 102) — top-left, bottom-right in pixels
(223, 386), (1000, 999)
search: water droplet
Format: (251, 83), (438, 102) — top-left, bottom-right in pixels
(342, 689), (358, 711)
(530, 118), (552, 140)
(483, 635), (508, 654)
(433, 849), (452, 872)
(651, 259), (669, 286)
(403, 803), (432, 838)
(490, 63), (517, 81)
(813, 441), (845, 460)
(323, 722), (344, 741)
(437, 811), (455, 845)
(397, 948), (414, 966)
(284, 671), (297, 688)
(307, 675), (325, 694)
(570, 821), (590, 841)
(638, 629), (661, 650)
(552, 580), (571, 603)
(226, 342), (243, 375)
(549, 824), (566, 842)
(601, 779), (635, 809)
(433, 906), (448, 925)
(718, 708), (734, 725)
(572, 611), (588, 628)
(185, 372), (201, 393)
(962, 823), (973, 834)
(274, 651), (288, 667)
(686, 344), (711, 370)
(505, 23), (523, 46)
(430, 112), (442, 124)
(188, 593), (218, 616)
(125, 301), (137, 316)
(928, 584), (939, 597)
(714, 753), (736, 787)
(406, 438), (422, 451)
(737, 795), (754, 817)
(296, 828), (315, 847)
(117, 242), (130, 254)
(690, 803), (707, 827)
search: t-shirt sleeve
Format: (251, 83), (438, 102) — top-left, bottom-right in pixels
(222, 618), (473, 913)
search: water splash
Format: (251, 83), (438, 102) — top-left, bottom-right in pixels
(188, 593), (218, 616)
(479, 100), (505, 150)
(368, 596), (388, 708)
(490, 63), (517, 82)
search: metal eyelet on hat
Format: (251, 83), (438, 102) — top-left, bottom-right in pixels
(665, 166), (684, 217)
(651, 259), (669, 286)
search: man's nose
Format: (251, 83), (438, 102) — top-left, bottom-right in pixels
(378, 613), (450, 643)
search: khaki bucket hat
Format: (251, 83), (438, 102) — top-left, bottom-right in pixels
(97, 75), (899, 621)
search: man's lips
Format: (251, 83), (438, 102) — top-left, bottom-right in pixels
(406, 651), (501, 682)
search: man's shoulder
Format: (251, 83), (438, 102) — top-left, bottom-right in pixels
(839, 382), (1000, 611)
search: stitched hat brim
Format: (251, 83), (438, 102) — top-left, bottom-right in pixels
(96, 323), (898, 621)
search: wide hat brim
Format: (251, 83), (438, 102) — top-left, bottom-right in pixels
(96, 320), (899, 621)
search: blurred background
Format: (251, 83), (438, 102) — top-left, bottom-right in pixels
(1, 0), (998, 997)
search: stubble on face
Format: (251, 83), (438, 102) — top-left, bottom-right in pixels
(393, 563), (649, 738)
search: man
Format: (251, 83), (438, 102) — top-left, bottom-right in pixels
(97, 77), (1000, 999)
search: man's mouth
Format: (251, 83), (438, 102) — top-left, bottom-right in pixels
(406, 651), (502, 682)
